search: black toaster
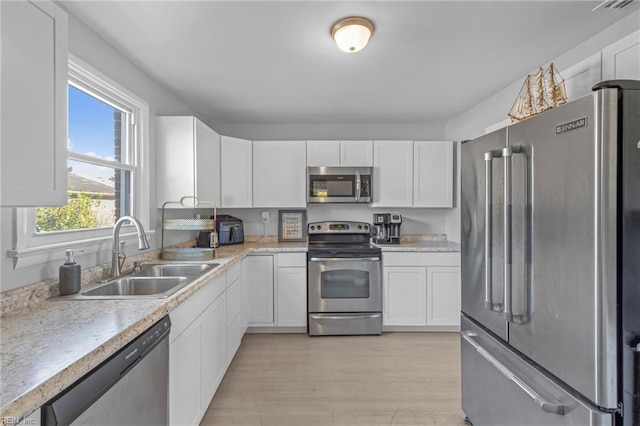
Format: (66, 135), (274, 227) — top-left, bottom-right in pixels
(215, 215), (244, 246)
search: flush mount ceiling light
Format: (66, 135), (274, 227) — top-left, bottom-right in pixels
(330, 16), (375, 53)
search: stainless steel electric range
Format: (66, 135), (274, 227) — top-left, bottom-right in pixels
(307, 221), (382, 336)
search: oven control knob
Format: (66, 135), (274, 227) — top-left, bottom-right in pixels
(310, 225), (315, 231)
(357, 225), (362, 230)
(317, 225), (322, 230)
(364, 225), (369, 231)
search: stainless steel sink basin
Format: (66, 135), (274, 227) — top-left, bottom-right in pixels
(132, 263), (219, 277)
(56, 262), (221, 300)
(82, 276), (188, 297)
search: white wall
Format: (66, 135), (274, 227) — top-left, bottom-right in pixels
(0, 12), (199, 291)
(443, 10), (640, 243)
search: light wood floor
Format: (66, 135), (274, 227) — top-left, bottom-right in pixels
(201, 332), (467, 426)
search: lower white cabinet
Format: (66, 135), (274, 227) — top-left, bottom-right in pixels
(276, 253), (307, 327)
(426, 266), (461, 326)
(242, 252), (308, 330)
(169, 273), (229, 426)
(170, 314), (205, 426)
(226, 264), (242, 363)
(383, 267), (426, 326)
(200, 294), (227, 409)
(242, 255), (275, 326)
(382, 252), (461, 329)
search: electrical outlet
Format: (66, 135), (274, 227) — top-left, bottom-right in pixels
(261, 210), (270, 223)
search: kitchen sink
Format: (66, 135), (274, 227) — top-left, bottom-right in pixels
(82, 276), (188, 297)
(131, 263), (218, 277)
(56, 262), (221, 300)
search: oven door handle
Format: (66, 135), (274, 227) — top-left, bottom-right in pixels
(309, 314), (381, 321)
(309, 257), (381, 262)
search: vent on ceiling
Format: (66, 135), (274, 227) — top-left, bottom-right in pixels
(592, 0), (636, 11)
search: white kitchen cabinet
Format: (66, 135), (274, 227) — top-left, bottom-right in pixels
(201, 293), (227, 408)
(413, 141), (454, 207)
(602, 30), (640, 80)
(276, 253), (307, 327)
(226, 263), (242, 363)
(253, 140), (306, 208)
(341, 140), (374, 166)
(169, 273), (227, 426)
(170, 321), (202, 426)
(1, 0), (68, 207)
(242, 255), (275, 326)
(383, 267), (427, 326)
(307, 140), (340, 166)
(157, 116), (221, 207)
(372, 140), (414, 207)
(560, 53), (603, 102)
(382, 252), (460, 329)
(221, 136), (252, 207)
(426, 266), (461, 327)
(307, 140), (373, 166)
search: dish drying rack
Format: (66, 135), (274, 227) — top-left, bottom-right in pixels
(161, 196), (217, 261)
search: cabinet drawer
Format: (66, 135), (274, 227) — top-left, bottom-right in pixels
(226, 262), (241, 286)
(170, 273), (226, 342)
(277, 252), (307, 267)
(383, 252), (460, 267)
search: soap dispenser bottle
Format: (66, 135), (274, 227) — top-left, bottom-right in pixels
(59, 249), (83, 295)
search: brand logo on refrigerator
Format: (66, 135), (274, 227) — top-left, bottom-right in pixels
(556, 117), (588, 135)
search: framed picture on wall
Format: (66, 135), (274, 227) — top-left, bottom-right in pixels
(278, 210), (307, 242)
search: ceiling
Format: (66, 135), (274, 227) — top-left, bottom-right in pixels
(60, 1), (637, 125)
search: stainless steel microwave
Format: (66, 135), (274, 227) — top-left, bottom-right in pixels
(307, 167), (372, 203)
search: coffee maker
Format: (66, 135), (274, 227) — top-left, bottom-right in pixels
(372, 213), (402, 244)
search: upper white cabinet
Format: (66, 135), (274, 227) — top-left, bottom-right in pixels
(372, 140), (414, 207)
(1, 0), (68, 207)
(221, 136), (253, 207)
(373, 140), (454, 208)
(341, 140), (374, 166)
(307, 140), (373, 167)
(253, 140), (306, 208)
(156, 116), (221, 207)
(413, 141), (454, 207)
(602, 30), (640, 80)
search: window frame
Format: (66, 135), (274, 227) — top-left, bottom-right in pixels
(10, 54), (152, 268)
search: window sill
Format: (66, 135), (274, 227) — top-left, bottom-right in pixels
(8, 230), (156, 269)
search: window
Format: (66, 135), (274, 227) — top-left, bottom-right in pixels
(36, 84), (134, 232)
(12, 55), (150, 268)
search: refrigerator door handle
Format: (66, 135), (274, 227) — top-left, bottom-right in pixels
(502, 145), (526, 323)
(484, 151), (495, 310)
(462, 331), (566, 416)
(502, 146), (514, 322)
(484, 150), (504, 312)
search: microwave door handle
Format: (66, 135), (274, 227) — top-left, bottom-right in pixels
(355, 170), (361, 202)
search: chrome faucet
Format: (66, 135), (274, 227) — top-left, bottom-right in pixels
(111, 216), (150, 277)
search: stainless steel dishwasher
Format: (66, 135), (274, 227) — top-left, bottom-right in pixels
(42, 316), (171, 425)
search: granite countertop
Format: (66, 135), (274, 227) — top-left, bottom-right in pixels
(0, 241), (306, 424)
(374, 234), (460, 252)
(375, 240), (460, 252)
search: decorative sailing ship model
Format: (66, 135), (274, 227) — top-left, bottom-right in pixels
(508, 63), (567, 121)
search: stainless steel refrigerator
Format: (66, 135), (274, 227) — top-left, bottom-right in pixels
(460, 80), (640, 426)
